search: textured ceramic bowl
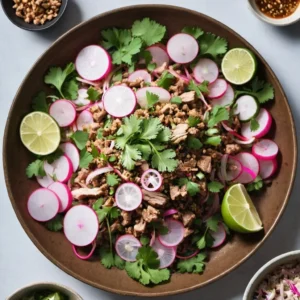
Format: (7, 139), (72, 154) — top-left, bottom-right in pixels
(243, 251), (300, 299)
(7, 282), (82, 300)
(3, 5), (297, 297)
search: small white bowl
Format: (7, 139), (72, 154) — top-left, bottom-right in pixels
(7, 282), (83, 300)
(248, 0), (300, 26)
(243, 250), (300, 300)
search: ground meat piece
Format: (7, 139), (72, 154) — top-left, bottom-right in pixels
(142, 205), (160, 223)
(182, 211), (195, 227)
(154, 62), (168, 74)
(121, 211), (132, 226)
(160, 103), (173, 114)
(206, 149), (223, 160)
(180, 91), (196, 103)
(103, 197), (114, 207)
(121, 170), (132, 181)
(101, 147), (113, 155)
(225, 144), (241, 155)
(129, 78), (143, 87)
(74, 169), (89, 183)
(71, 184), (108, 200)
(188, 127), (199, 136)
(197, 156), (212, 173)
(188, 109), (202, 118)
(134, 109), (149, 118)
(178, 158), (198, 172)
(133, 219), (146, 236)
(142, 189), (168, 207)
(171, 123), (188, 144)
(125, 226), (134, 235)
(169, 79), (185, 94)
(110, 119), (122, 134)
(93, 109), (107, 123)
(170, 185), (188, 200)
(110, 220), (122, 233)
(140, 162), (149, 172)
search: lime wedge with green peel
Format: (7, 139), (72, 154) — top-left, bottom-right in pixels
(221, 48), (257, 85)
(221, 183), (263, 233)
(20, 111), (60, 155)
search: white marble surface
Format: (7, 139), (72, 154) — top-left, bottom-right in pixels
(1, 0), (300, 299)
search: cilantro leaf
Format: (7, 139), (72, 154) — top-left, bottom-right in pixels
(150, 222), (169, 235)
(146, 91), (159, 108)
(140, 117), (162, 140)
(114, 254), (125, 270)
(137, 246), (160, 269)
(106, 173), (120, 187)
(140, 235), (150, 246)
(112, 70), (122, 82)
(206, 215), (220, 232)
(147, 63), (156, 72)
(79, 148), (93, 168)
(204, 136), (222, 146)
(247, 175), (264, 192)
(26, 159), (46, 178)
(135, 144), (152, 160)
(207, 105), (229, 128)
(71, 131), (89, 150)
(196, 236), (206, 250)
(151, 149), (178, 172)
(121, 144), (142, 170)
(187, 136), (203, 150)
(207, 181), (224, 193)
(87, 87), (100, 102)
(43, 148), (64, 164)
(199, 33), (228, 59)
(92, 198), (104, 210)
(147, 268), (170, 284)
(157, 71), (175, 90)
(205, 128), (219, 136)
(182, 26), (204, 39)
(188, 80), (209, 98)
(177, 253), (206, 274)
(187, 116), (200, 127)
(156, 127), (171, 143)
(32, 91), (48, 113)
(140, 50), (153, 65)
(250, 118), (260, 132)
(196, 172), (205, 180)
(62, 79), (78, 100)
(170, 96), (182, 105)
(100, 248), (115, 269)
(101, 28), (124, 49)
(125, 261), (141, 280)
(179, 178), (200, 196)
(45, 214), (63, 231)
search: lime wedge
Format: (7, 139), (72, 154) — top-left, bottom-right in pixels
(221, 48), (257, 85)
(20, 112), (60, 155)
(221, 183), (263, 233)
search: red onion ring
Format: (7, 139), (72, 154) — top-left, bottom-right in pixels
(163, 208), (178, 218)
(221, 121), (249, 141)
(184, 66), (192, 80)
(72, 240), (97, 260)
(85, 166), (113, 185)
(149, 231), (156, 247)
(167, 68), (189, 84)
(176, 249), (199, 260)
(76, 77), (100, 87)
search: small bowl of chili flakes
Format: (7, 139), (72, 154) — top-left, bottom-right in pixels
(248, 0), (300, 26)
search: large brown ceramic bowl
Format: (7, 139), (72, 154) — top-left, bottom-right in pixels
(3, 5), (297, 297)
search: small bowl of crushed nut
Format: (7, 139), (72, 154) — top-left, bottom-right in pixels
(1, 0), (68, 30)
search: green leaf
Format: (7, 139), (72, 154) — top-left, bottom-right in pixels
(135, 143), (152, 160)
(147, 268), (170, 284)
(205, 128), (219, 136)
(91, 144), (99, 158)
(204, 136), (222, 146)
(62, 79), (78, 100)
(79, 148), (93, 168)
(92, 198), (104, 210)
(170, 96), (182, 105)
(196, 172), (205, 180)
(87, 87), (100, 101)
(106, 173), (120, 187)
(155, 127), (171, 143)
(198, 80), (210, 93)
(157, 71), (175, 90)
(246, 175), (264, 192)
(187, 116), (201, 127)
(136, 246), (160, 269)
(140, 117), (162, 140)
(100, 248), (115, 269)
(207, 105), (229, 128)
(121, 144), (142, 170)
(71, 131), (89, 150)
(250, 118), (260, 132)
(206, 215), (220, 232)
(44, 148), (64, 164)
(177, 253), (206, 273)
(125, 261), (141, 280)
(95, 207), (110, 223)
(199, 33), (228, 59)
(187, 136), (203, 150)
(26, 159), (46, 178)
(45, 214), (63, 232)
(205, 231), (215, 248)
(140, 50), (153, 65)
(112, 70), (123, 82)
(109, 207), (120, 220)
(114, 254), (125, 270)
(146, 91), (160, 108)
(101, 28), (123, 49)
(250, 77), (274, 104)
(147, 63), (156, 72)
(207, 181), (224, 193)
(179, 178), (200, 196)
(182, 26), (204, 39)
(140, 235), (150, 246)
(32, 91), (48, 113)
(196, 236), (206, 250)
(151, 149), (178, 172)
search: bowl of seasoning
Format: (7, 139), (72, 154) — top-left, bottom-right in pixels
(0, 0), (68, 31)
(248, 0), (300, 26)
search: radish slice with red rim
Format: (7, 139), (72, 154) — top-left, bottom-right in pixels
(152, 239), (176, 269)
(103, 86), (136, 118)
(85, 166), (114, 185)
(210, 224), (226, 248)
(27, 188), (60, 222)
(75, 45), (111, 81)
(76, 110), (93, 131)
(128, 70), (151, 83)
(48, 182), (72, 213)
(147, 45), (170, 67)
(36, 172), (54, 188)
(220, 155), (243, 182)
(60, 142), (80, 172)
(167, 33), (199, 64)
(136, 87), (170, 108)
(49, 100), (76, 127)
(72, 240), (97, 260)
(211, 84), (234, 107)
(163, 209), (178, 218)
(236, 166), (256, 184)
(208, 79), (228, 99)
(158, 219), (184, 247)
(252, 139), (278, 160)
(73, 89), (90, 106)
(115, 183), (142, 211)
(141, 169), (162, 192)
(64, 205), (99, 246)
(233, 137), (255, 145)
(115, 234), (141, 261)
(234, 95), (259, 122)
(193, 58), (219, 83)
(44, 155), (73, 183)
(234, 152), (259, 183)
(259, 158), (277, 179)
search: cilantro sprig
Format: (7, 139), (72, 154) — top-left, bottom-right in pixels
(177, 253), (206, 274)
(179, 178), (200, 196)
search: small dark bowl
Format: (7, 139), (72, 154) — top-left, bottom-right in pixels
(1, 0), (68, 31)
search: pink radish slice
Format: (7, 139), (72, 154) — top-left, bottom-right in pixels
(152, 239), (176, 269)
(176, 249), (199, 260)
(128, 70), (151, 83)
(76, 103), (93, 112)
(166, 33), (199, 64)
(221, 121), (250, 142)
(36, 173), (54, 188)
(75, 45), (111, 81)
(48, 182), (72, 213)
(49, 100), (76, 127)
(158, 219), (184, 247)
(116, 183), (142, 211)
(220, 155), (243, 182)
(147, 45), (170, 67)
(136, 87), (170, 108)
(73, 89), (90, 106)
(103, 86), (136, 118)
(72, 240), (97, 260)
(64, 205), (99, 246)
(208, 79), (228, 99)
(193, 58), (219, 83)
(259, 158), (277, 179)
(60, 142), (80, 171)
(85, 166), (113, 185)
(163, 209), (178, 218)
(167, 68), (189, 84)
(27, 188), (60, 222)
(210, 224), (226, 248)
(235, 166), (256, 184)
(235, 152), (259, 183)
(241, 108), (272, 139)
(76, 110), (93, 131)
(211, 84), (234, 107)
(252, 139), (278, 160)
(44, 155), (73, 183)
(141, 169), (162, 192)
(115, 234), (141, 262)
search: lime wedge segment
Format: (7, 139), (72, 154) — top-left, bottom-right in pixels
(221, 183), (263, 233)
(20, 112), (60, 155)
(221, 48), (256, 85)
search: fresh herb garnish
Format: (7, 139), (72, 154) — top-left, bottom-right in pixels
(45, 214), (63, 232)
(79, 148), (93, 168)
(207, 105), (229, 128)
(187, 136), (203, 150)
(247, 176), (264, 192)
(179, 178), (200, 196)
(204, 135), (222, 146)
(146, 91), (159, 108)
(207, 181), (224, 193)
(26, 159), (46, 178)
(87, 87), (100, 101)
(177, 253), (206, 274)
(188, 80), (209, 97)
(100, 248), (125, 270)
(250, 118), (260, 132)
(106, 173), (120, 187)
(182, 26), (204, 39)
(198, 33), (228, 59)
(187, 116), (201, 127)
(170, 96), (182, 105)
(71, 131), (89, 150)
(157, 71), (175, 90)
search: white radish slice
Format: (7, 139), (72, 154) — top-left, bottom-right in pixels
(128, 70), (152, 83)
(60, 142), (80, 171)
(115, 183), (142, 211)
(75, 45), (111, 81)
(193, 58), (219, 83)
(258, 158), (277, 179)
(103, 86), (136, 118)
(115, 234), (141, 262)
(141, 169), (163, 192)
(36, 173), (54, 188)
(48, 182), (72, 213)
(234, 95), (259, 122)
(152, 239), (176, 269)
(136, 87), (170, 108)
(235, 166), (256, 184)
(158, 219), (184, 247)
(208, 79), (228, 99)
(85, 166), (113, 185)
(210, 224), (226, 248)
(220, 155), (242, 182)
(235, 152), (259, 183)
(241, 108), (272, 139)
(27, 188), (59, 222)
(167, 33), (199, 64)
(76, 110), (93, 130)
(252, 139), (279, 160)
(211, 84), (234, 107)
(73, 89), (90, 106)
(147, 45), (170, 67)
(49, 100), (76, 127)
(44, 155), (73, 183)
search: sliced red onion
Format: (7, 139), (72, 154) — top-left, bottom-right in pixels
(149, 231), (156, 247)
(220, 154), (229, 182)
(85, 166), (113, 184)
(221, 121), (249, 142)
(200, 192), (210, 205)
(233, 137), (256, 145)
(72, 240), (97, 260)
(167, 68), (189, 84)
(176, 249), (199, 260)
(220, 155), (243, 182)
(163, 209), (178, 218)
(184, 66), (192, 80)
(199, 92), (210, 108)
(76, 77), (100, 87)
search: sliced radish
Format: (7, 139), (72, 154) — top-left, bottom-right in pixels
(210, 224), (226, 248)
(152, 239), (176, 269)
(220, 155), (242, 182)
(241, 108), (272, 139)
(60, 142), (80, 171)
(73, 89), (90, 106)
(147, 45), (170, 67)
(75, 45), (111, 81)
(235, 166), (257, 184)
(76, 110), (93, 130)
(136, 87), (170, 108)
(252, 139), (279, 160)
(72, 240), (97, 260)
(208, 79), (228, 99)
(49, 100), (76, 127)
(64, 205), (99, 246)
(44, 155), (73, 183)
(233, 137), (255, 145)
(27, 188), (59, 222)
(211, 84), (234, 107)
(166, 33), (199, 64)
(163, 209), (178, 218)
(193, 58), (219, 83)
(141, 169), (162, 192)
(259, 158), (277, 179)
(103, 86), (136, 118)
(128, 70), (151, 83)
(36, 173), (54, 188)
(176, 249), (199, 260)
(115, 234), (141, 262)
(158, 219), (184, 247)
(85, 166), (113, 185)
(235, 152), (259, 183)
(48, 182), (72, 213)
(115, 183), (142, 211)
(234, 95), (259, 122)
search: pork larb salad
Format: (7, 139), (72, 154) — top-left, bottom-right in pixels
(20, 18), (278, 286)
